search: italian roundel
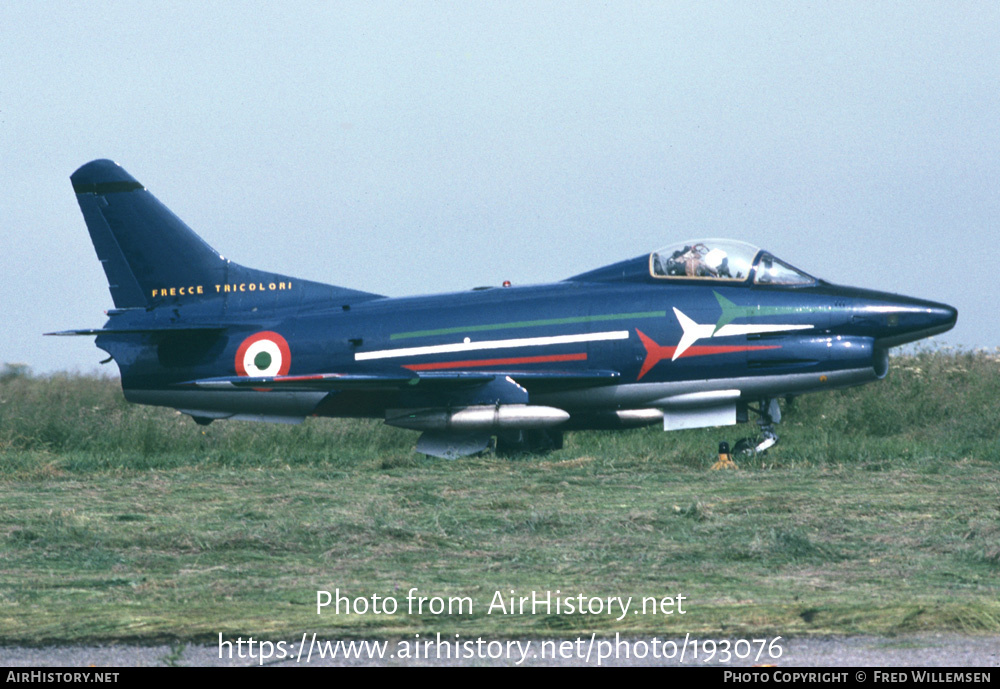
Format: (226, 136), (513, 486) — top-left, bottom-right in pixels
(235, 331), (291, 377)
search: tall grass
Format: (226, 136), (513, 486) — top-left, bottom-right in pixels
(0, 369), (415, 474)
(786, 347), (1000, 465)
(1, 348), (997, 474)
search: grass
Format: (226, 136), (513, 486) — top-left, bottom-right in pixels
(0, 349), (998, 644)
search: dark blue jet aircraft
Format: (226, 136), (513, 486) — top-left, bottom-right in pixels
(53, 159), (957, 458)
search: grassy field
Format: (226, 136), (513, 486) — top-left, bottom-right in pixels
(0, 349), (998, 645)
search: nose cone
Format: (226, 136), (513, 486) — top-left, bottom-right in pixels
(924, 302), (958, 333)
(848, 292), (957, 347)
(891, 298), (957, 347)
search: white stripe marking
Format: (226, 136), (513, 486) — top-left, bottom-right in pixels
(355, 330), (630, 361)
(672, 307), (812, 360)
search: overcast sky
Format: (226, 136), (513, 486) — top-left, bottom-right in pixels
(2, 1), (997, 374)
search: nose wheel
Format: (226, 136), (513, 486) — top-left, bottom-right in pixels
(732, 426), (778, 455)
(731, 398), (780, 457)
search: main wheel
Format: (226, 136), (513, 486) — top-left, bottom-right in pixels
(495, 429), (563, 456)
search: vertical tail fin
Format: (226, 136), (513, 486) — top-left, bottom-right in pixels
(70, 159), (381, 309)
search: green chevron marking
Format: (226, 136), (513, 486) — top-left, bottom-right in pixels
(713, 292), (825, 333)
(391, 311), (666, 341)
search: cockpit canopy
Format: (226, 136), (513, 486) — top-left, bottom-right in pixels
(649, 239), (816, 286)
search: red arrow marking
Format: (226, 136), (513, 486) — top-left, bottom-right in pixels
(635, 329), (781, 380)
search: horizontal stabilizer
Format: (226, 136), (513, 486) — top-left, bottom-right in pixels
(46, 325), (228, 336)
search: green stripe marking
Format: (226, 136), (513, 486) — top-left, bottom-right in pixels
(713, 292), (827, 333)
(391, 311), (666, 340)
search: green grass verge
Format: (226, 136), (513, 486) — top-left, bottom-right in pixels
(0, 350), (997, 644)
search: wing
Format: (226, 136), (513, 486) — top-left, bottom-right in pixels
(178, 368), (620, 459)
(179, 368), (619, 396)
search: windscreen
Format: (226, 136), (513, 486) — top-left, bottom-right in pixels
(650, 240), (759, 282)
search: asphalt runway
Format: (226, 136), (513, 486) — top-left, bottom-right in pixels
(2, 635), (997, 667)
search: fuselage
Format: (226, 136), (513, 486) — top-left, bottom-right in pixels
(103, 274), (956, 423)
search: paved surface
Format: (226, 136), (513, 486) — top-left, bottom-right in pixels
(1, 635), (997, 667)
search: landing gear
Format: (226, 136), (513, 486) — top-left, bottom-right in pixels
(732, 397), (780, 456)
(495, 429), (564, 456)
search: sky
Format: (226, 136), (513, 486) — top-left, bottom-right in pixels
(2, 1), (998, 374)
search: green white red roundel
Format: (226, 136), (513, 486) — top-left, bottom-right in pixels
(235, 331), (291, 377)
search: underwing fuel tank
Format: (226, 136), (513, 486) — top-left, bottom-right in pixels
(385, 405), (570, 432)
(561, 408), (664, 430)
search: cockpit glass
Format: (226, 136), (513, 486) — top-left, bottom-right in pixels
(650, 240), (759, 282)
(753, 254), (815, 286)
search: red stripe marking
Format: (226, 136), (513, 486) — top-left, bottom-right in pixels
(636, 329), (781, 380)
(403, 352), (587, 371)
(680, 345), (781, 357)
